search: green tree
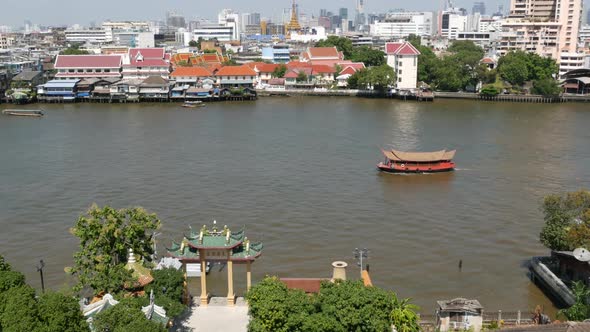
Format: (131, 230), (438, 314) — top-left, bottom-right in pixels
(558, 281), (590, 321)
(406, 34), (421, 47)
(272, 64), (287, 78)
(413, 45), (439, 84)
(499, 54), (530, 86)
(296, 71), (308, 83)
(540, 190), (590, 251)
(93, 303), (166, 332)
(60, 44), (89, 55)
(188, 40), (198, 47)
(0, 270), (26, 293)
(433, 57), (466, 91)
(69, 205), (161, 294)
(390, 298), (421, 332)
(0, 255), (12, 271)
(318, 280), (395, 332)
(351, 46), (385, 67)
(476, 64), (497, 84)
(37, 292), (89, 332)
(0, 285), (41, 332)
(315, 36), (353, 59)
(301, 313), (345, 332)
(531, 78), (561, 97)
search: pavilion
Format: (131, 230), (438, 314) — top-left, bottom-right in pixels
(166, 222), (263, 306)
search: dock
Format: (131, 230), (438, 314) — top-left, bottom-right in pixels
(529, 256), (575, 307)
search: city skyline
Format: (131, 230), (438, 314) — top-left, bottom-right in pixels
(1, 0), (510, 27)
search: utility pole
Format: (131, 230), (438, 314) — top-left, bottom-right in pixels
(37, 259), (45, 294)
(353, 248), (369, 277)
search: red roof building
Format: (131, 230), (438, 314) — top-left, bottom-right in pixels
(214, 65), (257, 88)
(385, 42), (421, 90)
(54, 55), (123, 79)
(300, 47), (344, 62)
(122, 48), (170, 79)
(170, 67), (213, 78)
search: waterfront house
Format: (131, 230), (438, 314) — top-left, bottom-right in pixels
(169, 67), (213, 99)
(76, 78), (100, 100)
(215, 65), (257, 88)
(252, 63), (279, 87)
(110, 78), (142, 101)
(139, 76), (170, 101)
(91, 78), (120, 100)
(311, 64), (336, 85)
(284, 67), (313, 87)
(9, 70), (43, 102)
(185, 87), (213, 99)
(336, 63), (366, 88)
(385, 41), (421, 90)
(37, 79), (79, 102)
(54, 55), (122, 80)
(436, 298), (483, 332)
(122, 48), (170, 79)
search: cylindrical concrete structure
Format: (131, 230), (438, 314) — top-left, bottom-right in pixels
(332, 261), (348, 281)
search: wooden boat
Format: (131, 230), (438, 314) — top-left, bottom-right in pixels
(378, 148), (456, 173)
(2, 109), (44, 117)
(182, 101), (205, 108)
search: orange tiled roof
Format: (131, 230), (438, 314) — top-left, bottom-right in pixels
(215, 65), (257, 76)
(245, 62), (266, 69)
(256, 64), (280, 73)
(312, 64), (336, 74)
(308, 47), (341, 59)
(170, 67), (212, 77)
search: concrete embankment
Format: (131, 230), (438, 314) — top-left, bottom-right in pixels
(436, 91), (590, 103)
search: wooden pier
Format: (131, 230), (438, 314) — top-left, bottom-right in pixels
(529, 256), (575, 307)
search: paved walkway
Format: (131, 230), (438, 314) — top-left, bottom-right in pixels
(172, 297), (249, 332)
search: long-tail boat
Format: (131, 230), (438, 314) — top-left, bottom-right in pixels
(378, 148), (456, 173)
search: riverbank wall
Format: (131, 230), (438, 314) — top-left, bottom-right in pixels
(435, 91), (590, 103)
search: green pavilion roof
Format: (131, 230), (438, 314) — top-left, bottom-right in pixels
(166, 223), (263, 263)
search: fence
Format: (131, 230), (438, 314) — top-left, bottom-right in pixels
(419, 310), (534, 329)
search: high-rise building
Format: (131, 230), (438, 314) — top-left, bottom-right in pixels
(587, 8), (590, 24)
(218, 9), (240, 40)
(166, 12), (186, 28)
(370, 12), (435, 38)
(356, 0), (367, 28)
(340, 8), (349, 20)
(499, 0), (583, 76)
(320, 9), (328, 17)
(472, 1), (486, 15)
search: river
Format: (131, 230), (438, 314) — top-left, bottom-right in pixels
(1, 97), (589, 314)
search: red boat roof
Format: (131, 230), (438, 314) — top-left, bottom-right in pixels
(382, 149), (456, 162)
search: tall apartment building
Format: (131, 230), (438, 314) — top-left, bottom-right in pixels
(498, 0), (583, 76)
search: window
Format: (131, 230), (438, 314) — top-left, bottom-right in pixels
(105, 69), (110, 73)
(77, 69), (83, 73)
(398, 77), (402, 82)
(413, 57), (416, 66)
(399, 69), (402, 75)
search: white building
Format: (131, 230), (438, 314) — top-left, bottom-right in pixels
(0, 34), (15, 49)
(385, 41), (421, 90)
(218, 9), (240, 40)
(65, 28), (113, 44)
(370, 12), (435, 39)
(289, 26), (328, 43)
(478, 17), (503, 33)
(102, 21), (151, 31)
(193, 25), (234, 42)
(440, 9), (468, 39)
(559, 52), (586, 76)
(113, 31), (154, 48)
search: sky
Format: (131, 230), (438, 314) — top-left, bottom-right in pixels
(1, 0), (509, 27)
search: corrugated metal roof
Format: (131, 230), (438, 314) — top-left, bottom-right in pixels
(43, 79), (79, 88)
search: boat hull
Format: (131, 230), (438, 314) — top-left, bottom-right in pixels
(377, 162), (455, 173)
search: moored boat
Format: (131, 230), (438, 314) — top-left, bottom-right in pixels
(182, 101), (205, 108)
(2, 109), (44, 117)
(377, 148), (456, 173)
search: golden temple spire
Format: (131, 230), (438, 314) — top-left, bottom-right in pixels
(286, 0), (301, 31)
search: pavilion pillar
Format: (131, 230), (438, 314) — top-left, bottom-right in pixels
(246, 260), (252, 291)
(182, 262), (190, 305)
(227, 260), (235, 306)
(200, 259), (209, 306)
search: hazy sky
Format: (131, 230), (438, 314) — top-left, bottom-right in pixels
(2, 0), (509, 27)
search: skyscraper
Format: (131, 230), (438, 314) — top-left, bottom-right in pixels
(355, 0), (366, 28)
(320, 9), (328, 17)
(472, 1), (486, 15)
(339, 8), (348, 20)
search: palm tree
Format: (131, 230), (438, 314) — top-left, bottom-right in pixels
(391, 297), (421, 332)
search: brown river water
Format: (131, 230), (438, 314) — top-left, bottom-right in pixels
(1, 97), (589, 315)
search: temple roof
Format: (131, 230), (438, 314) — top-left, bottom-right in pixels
(166, 223), (263, 262)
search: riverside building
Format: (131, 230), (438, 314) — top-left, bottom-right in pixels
(498, 0), (583, 76)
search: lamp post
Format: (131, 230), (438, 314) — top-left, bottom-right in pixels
(36, 259), (45, 294)
(353, 248), (369, 277)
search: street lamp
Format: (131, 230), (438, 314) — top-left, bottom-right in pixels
(353, 248), (369, 277)
(36, 259), (45, 294)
